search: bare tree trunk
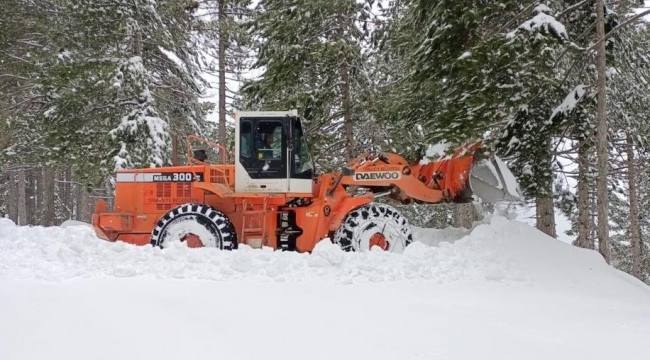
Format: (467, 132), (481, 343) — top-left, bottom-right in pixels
(577, 144), (592, 249)
(536, 140), (556, 237)
(339, 60), (353, 160)
(17, 168), (27, 225)
(171, 133), (179, 166)
(61, 166), (72, 220)
(536, 195), (557, 238)
(134, 26), (142, 57)
(42, 166), (56, 226)
(595, 0), (611, 264)
(26, 168), (37, 224)
(218, 0), (227, 147)
(8, 171), (18, 222)
(337, 11), (353, 161)
(591, 189), (598, 247)
(453, 203), (478, 228)
(77, 185), (90, 223)
(626, 134), (641, 278)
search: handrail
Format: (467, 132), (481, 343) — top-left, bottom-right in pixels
(185, 135), (233, 164)
(206, 164), (235, 186)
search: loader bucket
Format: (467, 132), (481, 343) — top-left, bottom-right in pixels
(469, 156), (522, 203)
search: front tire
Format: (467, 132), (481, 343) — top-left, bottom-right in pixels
(150, 203), (237, 250)
(333, 203), (413, 253)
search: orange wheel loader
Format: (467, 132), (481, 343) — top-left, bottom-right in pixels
(91, 110), (521, 253)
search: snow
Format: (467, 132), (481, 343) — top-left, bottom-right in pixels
(508, 135), (520, 148)
(458, 51), (471, 60)
(549, 84), (588, 123)
(158, 46), (187, 72)
(160, 216), (220, 248)
(412, 225), (470, 247)
(419, 141), (451, 164)
(1, 216), (649, 360)
(109, 54), (170, 169)
(57, 50), (71, 61)
(60, 219), (95, 229)
(509, 5), (568, 40)
(112, 141), (131, 171)
(43, 106), (57, 118)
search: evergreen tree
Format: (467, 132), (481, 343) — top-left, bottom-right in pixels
(193, 0), (254, 148)
(240, 0), (374, 169)
(21, 0), (213, 185)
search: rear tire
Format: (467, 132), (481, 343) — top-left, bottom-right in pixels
(333, 203), (413, 253)
(151, 203), (237, 250)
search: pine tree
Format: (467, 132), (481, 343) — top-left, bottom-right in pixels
(602, 14), (650, 279)
(240, 0), (374, 169)
(19, 0), (213, 185)
(193, 0), (254, 148)
(376, 1), (576, 236)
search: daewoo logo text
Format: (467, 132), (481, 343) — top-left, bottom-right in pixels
(354, 171), (402, 181)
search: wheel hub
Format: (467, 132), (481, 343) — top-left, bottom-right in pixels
(183, 233), (204, 248)
(369, 232), (388, 250)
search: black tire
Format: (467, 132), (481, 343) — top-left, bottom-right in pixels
(150, 203), (237, 249)
(332, 203), (413, 253)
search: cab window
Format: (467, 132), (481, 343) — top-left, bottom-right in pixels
(291, 119), (314, 178)
(256, 121), (282, 160)
(240, 120), (252, 158)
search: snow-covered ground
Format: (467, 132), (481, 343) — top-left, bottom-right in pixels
(1, 215), (649, 360)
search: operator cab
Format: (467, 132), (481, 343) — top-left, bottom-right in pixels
(234, 110), (315, 194)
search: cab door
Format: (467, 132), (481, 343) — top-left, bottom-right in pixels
(287, 116), (314, 193)
(234, 111), (293, 193)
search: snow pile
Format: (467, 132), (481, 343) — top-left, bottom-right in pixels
(1, 215), (647, 294)
(0, 217), (14, 227)
(412, 225), (470, 246)
(0, 216), (519, 284)
(1, 216), (649, 360)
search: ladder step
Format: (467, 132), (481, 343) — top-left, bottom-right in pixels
(243, 210), (266, 215)
(243, 227), (263, 233)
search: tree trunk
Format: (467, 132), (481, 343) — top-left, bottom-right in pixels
(536, 140), (556, 238)
(134, 26), (142, 57)
(591, 188), (598, 247)
(218, 0), (227, 148)
(339, 60), (353, 160)
(42, 166), (56, 226)
(595, 0), (611, 264)
(626, 134), (641, 278)
(8, 171), (18, 223)
(536, 195), (556, 238)
(26, 168), (37, 224)
(17, 168), (27, 226)
(577, 143), (592, 249)
(61, 166), (72, 220)
(453, 203), (477, 229)
(77, 185), (90, 223)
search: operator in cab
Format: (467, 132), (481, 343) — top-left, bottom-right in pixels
(258, 126), (281, 160)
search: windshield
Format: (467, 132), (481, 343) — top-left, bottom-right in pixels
(292, 118), (314, 178)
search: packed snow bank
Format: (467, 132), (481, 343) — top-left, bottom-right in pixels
(1, 216), (649, 360)
(1, 278), (648, 360)
(1, 215), (648, 294)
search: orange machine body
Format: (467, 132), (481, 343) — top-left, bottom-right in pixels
(92, 139), (482, 252)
